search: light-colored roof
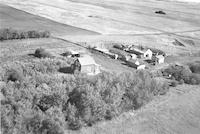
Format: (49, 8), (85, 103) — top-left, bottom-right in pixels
(95, 47), (109, 53)
(78, 55), (100, 66)
(70, 50), (79, 55)
(144, 49), (152, 53)
(156, 55), (165, 59)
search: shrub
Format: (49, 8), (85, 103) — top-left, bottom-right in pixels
(4, 69), (24, 83)
(189, 63), (200, 74)
(170, 80), (178, 87)
(24, 114), (64, 134)
(34, 48), (52, 58)
(64, 103), (83, 130)
(37, 94), (62, 112)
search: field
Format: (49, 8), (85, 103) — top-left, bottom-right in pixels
(0, 4), (99, 36)
(0, 0), (200, 134)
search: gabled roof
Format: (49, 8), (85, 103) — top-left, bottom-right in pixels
(144, 49), (152, 54)
(94, 47), (109, 53)
(156, 55), (165, 59)
(78, 55), (100, 66)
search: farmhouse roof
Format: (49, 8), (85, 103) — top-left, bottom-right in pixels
(78, 55), (100, 66)
(156, 55), (164, 59)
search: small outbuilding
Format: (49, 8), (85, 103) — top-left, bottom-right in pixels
(78, 55), (101, 75)
(156, 55), (165, 64)
(126, 59), (146, 70)
(130, 54), (137, 59)
(144, 49), (153, 59)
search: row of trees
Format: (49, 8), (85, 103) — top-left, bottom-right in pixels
(0, 28), (50, 41)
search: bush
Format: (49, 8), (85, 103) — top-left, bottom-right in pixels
(24, 114), (64, 134)
(37, 94), (62, 112)
(34, 48), (52, 58)
(170, 80), (178, 87)
(4, 69), (24, 83)
(189, 63), (200, 74)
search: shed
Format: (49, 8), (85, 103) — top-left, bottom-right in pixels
(127, 48), (144, 56)
(156, 55), (165, 64)
(144, 49), (153, 59)
(78, 55), (101, 75)
(126, 59), (145, 70)
(130, 54), (137, 59)
(70, 50), (80, 57)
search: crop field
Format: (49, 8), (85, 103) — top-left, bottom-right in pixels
(0, 4), (99, 36)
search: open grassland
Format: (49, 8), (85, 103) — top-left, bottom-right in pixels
(1, 0), (200, 35)
(0, 4), (99, 36)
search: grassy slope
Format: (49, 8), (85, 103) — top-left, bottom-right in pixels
(0, 4), (99, 36)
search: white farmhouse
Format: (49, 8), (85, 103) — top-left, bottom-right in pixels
(144, 49), (153, 59)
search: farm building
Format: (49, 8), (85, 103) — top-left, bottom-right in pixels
(130, 54), (137, 59)
(70, 50), (81, 57)
(126, 59), (145, 70)
(144, 49), (153, 59)
(92, 47), (118, 59)
(61, 50), (81, 57)
(155, 55), (165, 64)
(78, 55), (101, 75)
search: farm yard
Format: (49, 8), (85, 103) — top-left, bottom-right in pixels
(1, 0), (200, 134)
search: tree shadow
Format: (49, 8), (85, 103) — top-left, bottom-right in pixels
(58, 67), (74, 74)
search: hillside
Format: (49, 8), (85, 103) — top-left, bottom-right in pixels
(0, 4), (99, 36)
(1, 0), (200, 36)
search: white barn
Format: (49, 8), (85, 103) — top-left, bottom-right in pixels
(156, 55), (165, 64)
(78, 55), (101, 75)
(144, 49), (153, 59)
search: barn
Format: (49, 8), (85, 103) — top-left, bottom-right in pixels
(156, 55), (165, 64)
(78, 55), (101, 75)
(126, 59), (146, 70)
(144, 49), (153, 59)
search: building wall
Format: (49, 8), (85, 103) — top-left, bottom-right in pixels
(144, 50), (153, 59)
(158, 58), (164, 64)
(81, 64), (100, 75)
